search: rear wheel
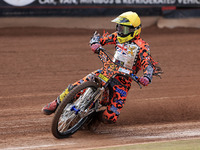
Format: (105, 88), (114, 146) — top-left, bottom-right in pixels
(51, 81), (99, 139)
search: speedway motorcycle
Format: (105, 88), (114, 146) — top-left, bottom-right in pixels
(51, 47), (142, 139)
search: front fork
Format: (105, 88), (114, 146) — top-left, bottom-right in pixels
(70, 87), (105, 118)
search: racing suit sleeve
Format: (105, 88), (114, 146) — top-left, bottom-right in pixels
(139, 43), (154, 82)
(99, 32), (117, 46)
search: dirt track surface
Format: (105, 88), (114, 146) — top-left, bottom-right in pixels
(0, 26), (200, 149)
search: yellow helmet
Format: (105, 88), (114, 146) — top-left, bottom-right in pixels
(111, 11), (141, 43)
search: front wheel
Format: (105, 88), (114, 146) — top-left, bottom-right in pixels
(51, 81), (99, 139)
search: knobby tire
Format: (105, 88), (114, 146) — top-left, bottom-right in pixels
(51, 81), (98, 139)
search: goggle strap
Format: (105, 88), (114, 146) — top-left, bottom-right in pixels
(135, 24), (142, 30)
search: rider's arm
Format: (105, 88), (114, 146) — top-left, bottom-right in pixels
(100, 32), (117, 46)
(139, 43), (154, 83)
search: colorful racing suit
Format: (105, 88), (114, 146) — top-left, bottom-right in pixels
(57, 32), (156, 124)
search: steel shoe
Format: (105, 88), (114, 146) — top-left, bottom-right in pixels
(42, 100), (59, 115)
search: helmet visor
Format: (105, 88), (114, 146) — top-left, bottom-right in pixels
(116, 24), (135, 37)
(112, 17), (132, 26)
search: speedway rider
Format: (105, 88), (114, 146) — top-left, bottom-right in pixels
(42, 11), (162, 124)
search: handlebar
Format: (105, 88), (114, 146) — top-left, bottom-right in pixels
(130, 73), (142, 89)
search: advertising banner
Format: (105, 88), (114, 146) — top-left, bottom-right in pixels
(0, 0), (199, 17)
(0, 0), (200, 7)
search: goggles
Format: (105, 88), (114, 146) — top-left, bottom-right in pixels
(116, 24), (141, 37)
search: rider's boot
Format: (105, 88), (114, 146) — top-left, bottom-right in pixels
(42, 84), (74, 115)
(42, 99), (59, 115)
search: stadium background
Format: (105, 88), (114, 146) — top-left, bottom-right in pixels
(0, 0), (200, 149)
(0, 0), (199, 17)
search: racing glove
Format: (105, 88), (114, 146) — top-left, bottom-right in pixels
(91, 43), (101, 54)
(139, 76), (150, 86)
